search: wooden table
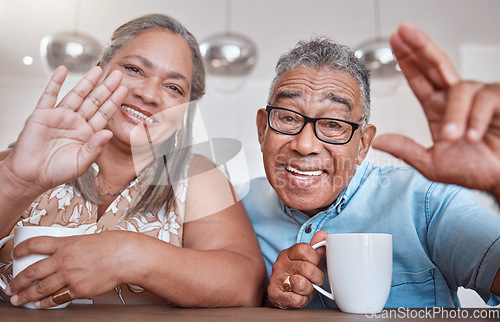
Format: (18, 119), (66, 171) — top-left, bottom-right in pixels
(1, 302), (499, 321)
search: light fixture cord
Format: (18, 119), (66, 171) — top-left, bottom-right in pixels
(74, 0), (81, 32)
(225, 0), (232, 34)
(374, 0), (381, 39)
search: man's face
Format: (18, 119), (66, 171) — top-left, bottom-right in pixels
(257, 66), (376, 216)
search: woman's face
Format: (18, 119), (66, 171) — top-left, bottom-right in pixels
(103, 29), (194, 151)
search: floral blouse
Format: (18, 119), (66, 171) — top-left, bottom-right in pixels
(0, 163), (189, 305)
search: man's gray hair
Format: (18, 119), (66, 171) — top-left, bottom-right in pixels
(269, 37), (371, 121)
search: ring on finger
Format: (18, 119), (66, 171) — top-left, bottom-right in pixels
(283, 275), (292, 292)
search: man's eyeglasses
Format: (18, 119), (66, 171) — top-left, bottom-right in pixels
(266, 105), (363, 145)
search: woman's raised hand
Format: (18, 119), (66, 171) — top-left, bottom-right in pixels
(3, 66), (127, 195)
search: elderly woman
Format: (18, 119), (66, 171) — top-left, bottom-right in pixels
(0, 14), (265, 308)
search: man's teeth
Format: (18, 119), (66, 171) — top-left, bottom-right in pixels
(121, 105), (154, 124)
(285, 165), (323, 176)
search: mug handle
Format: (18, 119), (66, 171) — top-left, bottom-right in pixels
(0, 235), (14, 291)
(311, 240), (334, 301)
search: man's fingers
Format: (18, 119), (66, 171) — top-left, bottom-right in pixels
(269, 246), (327, 309)
(36, 66), (68, 110)
(56, 66), (103, 111)
(279, 247), (325, 286)
(390, 27), (438, 104)
(396, 22), (460, 88)
(267, 285), (309, 309)
(467, 84), (500, 142)
(441, 82), (484, 141)
(372, 134), (435, 180)
(287, 243), (323, 266)
(267, 275), (311, 309)
(285, 274), (316, 297)
(310, 231), (327, 257)
(441, 82), (500, 143)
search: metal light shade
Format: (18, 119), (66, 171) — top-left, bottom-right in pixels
(355, 38), (400, 78)
(199, 33), (257, 77)
(40, 32), (102, 74)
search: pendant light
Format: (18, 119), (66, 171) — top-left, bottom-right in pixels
(354, 0), (400, 79)
(199, 0), (257, 77)
(40, 0), (101, 75)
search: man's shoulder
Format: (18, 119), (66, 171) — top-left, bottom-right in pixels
(240, 177), (273, 195)
(239, 177), (280, 219)
(365, 162), (419, 176)
(358, 162), (466, 199)
(362, 162), (434, 185)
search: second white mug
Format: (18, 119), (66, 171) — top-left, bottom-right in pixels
(311, 233), (392, 314)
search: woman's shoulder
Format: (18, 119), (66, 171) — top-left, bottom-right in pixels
(183, 154), (238, 216)
(185, 154), (229, 191)
(186, 154), (218, 177)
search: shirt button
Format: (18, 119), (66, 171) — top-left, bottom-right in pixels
(305, 225), (312, 234)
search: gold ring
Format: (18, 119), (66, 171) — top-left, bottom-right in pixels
(283, 275), (292, 292)
(51, 287), (72, 305)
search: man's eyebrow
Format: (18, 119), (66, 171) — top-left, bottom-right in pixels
(275, 91), (301, 100)
(325, 92), (352, 111)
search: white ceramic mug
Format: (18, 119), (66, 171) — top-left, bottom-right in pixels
(0, 226), (85, 309)
(311, 233), (392, 314)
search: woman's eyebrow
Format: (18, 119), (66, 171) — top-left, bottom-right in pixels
(121, 55), (153, 69)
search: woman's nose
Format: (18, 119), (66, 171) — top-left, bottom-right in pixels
(132, 78), (161, 105)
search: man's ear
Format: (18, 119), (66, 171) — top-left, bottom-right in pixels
(356, 124), (377, 165)
(256, 108), (268, 151)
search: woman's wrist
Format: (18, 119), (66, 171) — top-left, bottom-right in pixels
(112, 231), (156, 286)
(0, 162), (45, 235)
(0, 161), (44, 202)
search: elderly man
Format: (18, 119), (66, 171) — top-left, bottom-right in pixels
(242, 22), (500, 309)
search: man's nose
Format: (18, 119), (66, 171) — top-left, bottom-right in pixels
(289, 122), (323, 155)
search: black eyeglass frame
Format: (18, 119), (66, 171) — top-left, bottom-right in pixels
(265, 105), (363, 145)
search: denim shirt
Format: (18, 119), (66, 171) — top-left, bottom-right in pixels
(241, 161), (500, 308)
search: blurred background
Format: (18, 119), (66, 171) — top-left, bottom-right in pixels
(1, 0), (500, 307)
